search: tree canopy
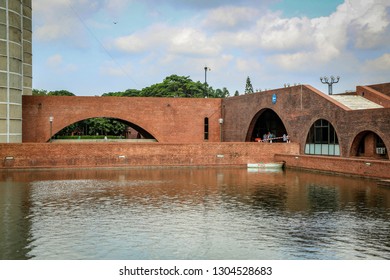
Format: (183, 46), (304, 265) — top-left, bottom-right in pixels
(101, 75), (230, 98)
(32, 89), (75, 96)
(33, 74), (232, 98)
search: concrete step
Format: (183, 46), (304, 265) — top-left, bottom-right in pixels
(330, 95), (383, 110)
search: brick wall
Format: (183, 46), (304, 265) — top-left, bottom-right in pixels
(2, 142), (389, 178)
(21, 85), (390, 162)
(0, 142), (299, 169)
(356, 86), (390, 107)
(275, 154), (390, 179)
(22, 96), (222, 143)
(222, 85), (390, 158)
(368, 83), (390, 97)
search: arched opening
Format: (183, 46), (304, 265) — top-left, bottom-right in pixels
(246, 109), (288, 142)
(350, 131), (388, 159)
(305, 119), (339, 156)
(49, 118), (157, 142)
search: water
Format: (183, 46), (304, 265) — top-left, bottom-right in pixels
(0, 167), (389, 260)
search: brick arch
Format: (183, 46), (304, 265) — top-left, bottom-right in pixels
(350, 130), (388, 159)
(46, 111), (161, 143)
(245, 108), (289, 142)
(51, 117), (157, 142)
(22, 96), (223, 143)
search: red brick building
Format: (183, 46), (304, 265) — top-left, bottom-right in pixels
(22, 82), (390, 161)
(222, 83), (390, 160)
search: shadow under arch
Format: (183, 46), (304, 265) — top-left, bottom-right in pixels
(50, 117), (157, 142)
(350, 130), (388, 159)
(305, 119), (340, 156)
(245, 108), (288, 142)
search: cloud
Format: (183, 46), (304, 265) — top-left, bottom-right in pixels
(345, 0), (390, 49)
(364, 53), (390, 71)
(201, 6), (261, 31)
(236, 58), (262, 73)
(106, 0), (390, 78)
(112, 24), (221, 57)
(47, 54), (63, 67)
(104, 0), (130, 16)
(33, 0), (104, 45)
(169, 28), (221, 56)
(46, 54), (77, 73)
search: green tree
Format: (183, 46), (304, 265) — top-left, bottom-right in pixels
(102, 89), (141, 97)
(234, 90), (240, 96)
(85, 118), (126, 136)
(245, 76), (254, 94)
(32, 89), (48, 96)
(141, 75), (205, 98)
(48, 90), (75, 96)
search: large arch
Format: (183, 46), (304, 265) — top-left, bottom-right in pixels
(245, 108), (288, 142)
(22, 96), (223, 143)
(304, 119), (340, 156)
(51, 117), (157, 142)
(350, 131), (388, 159)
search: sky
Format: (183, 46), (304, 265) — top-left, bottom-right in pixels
(32, 0), (390, 96)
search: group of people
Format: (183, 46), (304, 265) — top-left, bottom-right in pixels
(254, 132), (290, 143)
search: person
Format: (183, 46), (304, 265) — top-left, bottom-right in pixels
(283, 134), (287, 142)
(267, 131), (272, 143)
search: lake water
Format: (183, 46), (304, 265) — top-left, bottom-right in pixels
(0, 167), (389, 260)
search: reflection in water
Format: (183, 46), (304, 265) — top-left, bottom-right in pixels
(0, 180), (33, 259)
(0, 168), (389, 260)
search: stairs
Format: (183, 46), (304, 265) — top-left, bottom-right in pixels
(330, 95), (383, 110)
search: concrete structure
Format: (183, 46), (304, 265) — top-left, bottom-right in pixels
(0, 0), (32, 143)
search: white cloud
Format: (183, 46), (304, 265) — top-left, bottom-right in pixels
(169, 28), (221, 56)
(336, 0), (390, 49)
(202, 6), (260, 31)
(364, 53), (390, 71)
(46, 54), (77, 73)
(112, 24), (221, 57)
(47, 54), (63, 67)
(236, 58), (262, 73)
(104, 0), (129, 16)
(33, 0), (102, 44)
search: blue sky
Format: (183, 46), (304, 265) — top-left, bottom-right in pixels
(32, 0), (390, 96)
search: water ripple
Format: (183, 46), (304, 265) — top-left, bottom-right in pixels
(1, 168), (389, 259)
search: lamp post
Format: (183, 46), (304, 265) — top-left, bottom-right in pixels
(218, 118), (223, 142)
(204, 66), (211, 98)
(49, 115), (53, 142)
(320, 76), (340, 95)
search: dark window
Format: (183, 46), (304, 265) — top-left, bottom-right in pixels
(305, 119), (339, 155)
(204, 117), (209, 140)
(308, 119), (338, 144)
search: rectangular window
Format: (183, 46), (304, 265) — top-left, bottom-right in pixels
(204, 117), (209, 140)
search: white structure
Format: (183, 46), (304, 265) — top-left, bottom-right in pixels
(0, 0), (32, 143)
